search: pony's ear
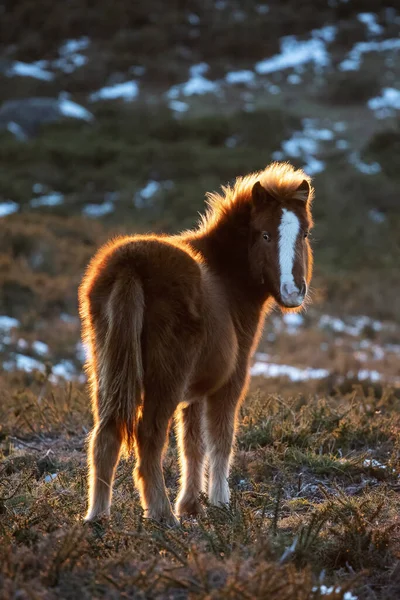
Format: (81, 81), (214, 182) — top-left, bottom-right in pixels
(293, 179), (311, 203)
(251, 181), (275, 209)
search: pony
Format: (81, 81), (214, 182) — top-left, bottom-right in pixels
(79, 161), (314, 525)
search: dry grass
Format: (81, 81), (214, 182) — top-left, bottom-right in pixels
(1, 372), (400, 599)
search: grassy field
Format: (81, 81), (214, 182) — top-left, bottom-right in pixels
(1, 371), (400, 599)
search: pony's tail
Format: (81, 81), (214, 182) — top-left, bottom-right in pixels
(97, 275), (145, 452)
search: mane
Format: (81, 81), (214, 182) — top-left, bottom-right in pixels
(198, 162), (314, 232)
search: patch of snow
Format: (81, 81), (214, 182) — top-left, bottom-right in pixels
(90, 81), (139, 102)
(369, 209), (386, 223)
(134, 180), (166, 208)
(336, 139), (349, 150)
(17, 339), (28, 350)
(0, 201), (18, 217)
(167, 63), (219, 98)
(357, 369), (381, 382)
(54, 37), (90, 73)
(6, 61), (54, 81)
(76, 341), (88, 363)
(225, 135), (238, 148)
(255, 26), (336, 75)
(349, 152), (381, 175)
(277, 118), (333, 175)
(3, 354), (45, 373)
(60, 313), (78, 324)
(282, 313), (304, 334)
(368, 88), (400, 118)
(188, 13), (200, 25)
(256, 4), (269, 14)
(32, 341), (49, 356)
(59, 98), (93, 121)
(340, 38), (400, 71)
(44, 473), (58, 482)
(0, 316), (20, 331)
(313, 586), (358, 599)
(266, 83), (280, 95)
(130, 65), (146, 76)
(7, 121), (27, 141)
(31, 192), (64, 208)
(226, 70), (255, 85)
(333, 121), (347, 132)
(363, 458), (386, 469)
(287, 73), (301, 84)
(251, 361), (329, 381)
(51, 360), (77, 380)
(83, 201), (114, 217)
(32, 183), (45, 194)
(168, 100), (189, 112)
(358, 13), (383, 36)
(319, 314), (383, 337)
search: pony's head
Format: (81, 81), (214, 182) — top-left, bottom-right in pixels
(247, 163), (314, 309)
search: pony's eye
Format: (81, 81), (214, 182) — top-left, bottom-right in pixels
(262, 232), (271, 241)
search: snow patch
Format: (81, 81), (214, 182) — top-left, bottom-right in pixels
(225, 70), (255, 85)
(54, 37), (89, 73)
(168, 100), (189, 112)
(368, 88), (400, 118)
(0, 201), (18, 217)
(7, 122), (27, 141)
(167, 64), (219, 98)
(0, 316), (20, 331)
(32, 341), (49, 356)
(357, 13), (383, 36)
(83, 201), (114, 217)
(255, 26), (336, 75)
(59, 99), (93, 121)
(276, 119), (334, 175)
(251, 361), (329, 381)
(90, 81), (139, 102)
(31, 192), (64, 208)
(6, 61), (54, 81)
(349, 152), (381, 175)
(3, 354), (45, 373)
(340, 38), (400, 71)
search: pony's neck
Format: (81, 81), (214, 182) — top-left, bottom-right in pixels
(188, 205), (270, 308)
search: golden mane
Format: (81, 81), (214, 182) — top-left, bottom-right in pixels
(199, 162), (314, 231)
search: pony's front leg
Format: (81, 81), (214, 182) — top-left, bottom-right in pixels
(175, 400), (206, 517)
(134, 391), (179, 527)
(205, 374), (248, 507)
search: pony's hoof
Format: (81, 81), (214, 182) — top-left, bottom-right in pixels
(176, 497), (204, 518)
(84, 509), (110, 523)
(146, 509), (180, 528)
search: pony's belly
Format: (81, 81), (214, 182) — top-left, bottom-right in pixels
(187, 321), (238, 399)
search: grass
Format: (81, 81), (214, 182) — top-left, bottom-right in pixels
(1, 372), (400, 599)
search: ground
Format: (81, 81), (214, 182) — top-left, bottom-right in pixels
(1, 368), (400, 599)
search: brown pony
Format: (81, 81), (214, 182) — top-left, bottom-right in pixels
(79, 162), (314, 525)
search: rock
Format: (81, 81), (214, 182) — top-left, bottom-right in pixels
(0, 96), (94, 138)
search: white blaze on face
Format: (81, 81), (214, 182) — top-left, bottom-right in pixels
(278, 208), (300, 294)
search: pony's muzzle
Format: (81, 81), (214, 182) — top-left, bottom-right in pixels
(280, 280), (306, 307)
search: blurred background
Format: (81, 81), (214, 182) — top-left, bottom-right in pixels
(0, 0), (399, 392)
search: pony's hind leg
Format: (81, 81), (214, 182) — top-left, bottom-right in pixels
(85, 418), (123, 522)
(175, 401), (206, 517)
(134, 386), (179, 526)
